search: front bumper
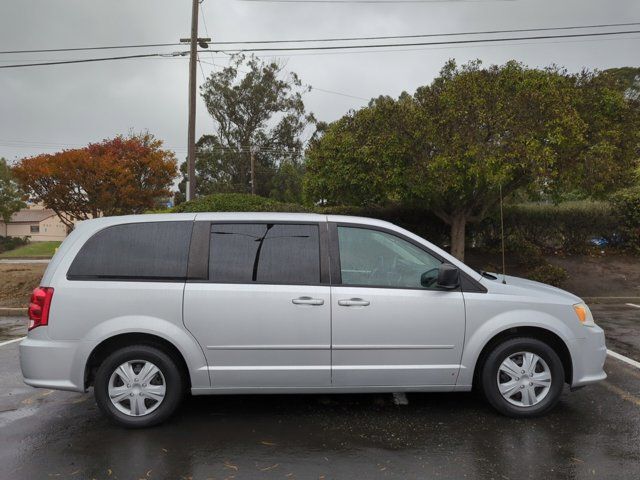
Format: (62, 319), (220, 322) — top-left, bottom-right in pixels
(569, 324), (607, 388)
(19, 328), (85, 392)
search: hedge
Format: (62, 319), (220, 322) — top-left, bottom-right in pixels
(611, 186), (640, 252)
(169, 194), (633, 253)
(172, 193), (310, 213)
(0, 236), (29, 254)
(474, 201), (621, 253)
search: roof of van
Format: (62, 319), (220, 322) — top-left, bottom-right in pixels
(74, 212), (398, 230)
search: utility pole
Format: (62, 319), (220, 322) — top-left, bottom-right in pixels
(180, 0), (211, 201)
(186, 0), (199, 201)
(250, 148), (257, 195)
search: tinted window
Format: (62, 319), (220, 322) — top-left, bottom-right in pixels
(209, 223), (320, 284)
(338, 227), (441, 289)
(68, 221), (192, 280)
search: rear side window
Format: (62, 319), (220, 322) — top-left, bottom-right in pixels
(67, 221), (192, 281)
(209, 223), (320, 284)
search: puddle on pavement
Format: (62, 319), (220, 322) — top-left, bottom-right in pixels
(0, 317), (27, 341)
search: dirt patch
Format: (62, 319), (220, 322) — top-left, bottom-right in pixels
(466, 250), (640, 298)
(547, 255), (640, 297)
(0, 264), (47, 308)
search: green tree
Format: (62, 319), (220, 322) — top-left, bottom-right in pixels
(0, 157), (26, 224)
(600, 67), (640, 101)
(304, 95), (413, 207)
(565, 68), (640, 198)
(305, 60), (588, 260)
(177, 54), (314, 203)
(269, 159), (306, 203)
(407, 61), (587, 260)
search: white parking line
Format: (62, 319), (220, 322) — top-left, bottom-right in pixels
(626, 303), (640, 309)
(607, 349), (640, 369)
(0, 337), (25, 348)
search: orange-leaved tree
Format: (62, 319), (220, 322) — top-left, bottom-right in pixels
(13, 133), (177, 229)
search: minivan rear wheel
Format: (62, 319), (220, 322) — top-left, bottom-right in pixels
(94, 345), (184, 428)
(481, 337), (565, 417)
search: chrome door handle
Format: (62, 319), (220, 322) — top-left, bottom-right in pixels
(292, 297), (325, 306)
(338, 298), (370, 307)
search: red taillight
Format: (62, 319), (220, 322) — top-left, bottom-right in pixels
(28, 287), (54, 331)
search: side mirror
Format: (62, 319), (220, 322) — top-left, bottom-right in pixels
(420, 269), (439, 288)
(437, 263), (460, 290)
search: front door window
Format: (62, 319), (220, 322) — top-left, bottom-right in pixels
(337, 226), (441, 289)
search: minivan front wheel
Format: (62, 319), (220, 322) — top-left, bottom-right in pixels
(481, 337), (565, 417)
(94, 345), (184, 428)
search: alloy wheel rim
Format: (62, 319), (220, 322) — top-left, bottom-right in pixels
(108, 360), (166, 417)
(497, 351), (552, 407)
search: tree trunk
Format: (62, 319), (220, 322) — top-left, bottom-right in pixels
(449, 214), (467, 262)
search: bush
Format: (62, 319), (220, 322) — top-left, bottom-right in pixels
(172, 193), (310, 213)
(476, 201), (620, 253)
(525, 263), (568, 287)
(611, 186), (640, 252)
(0, 236), (29, 254)
(503, 233), (545, 268)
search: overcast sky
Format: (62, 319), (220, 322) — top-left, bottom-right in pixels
(0, 0), (638, 163)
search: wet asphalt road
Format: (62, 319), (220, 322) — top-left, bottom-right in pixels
(1, 305), (639, 480)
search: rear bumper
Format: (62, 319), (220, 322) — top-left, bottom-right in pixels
(19, 328), (85, 392)
(569, 325), (607, 388)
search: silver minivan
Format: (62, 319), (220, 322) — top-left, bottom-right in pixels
(20, 213), (606, 427)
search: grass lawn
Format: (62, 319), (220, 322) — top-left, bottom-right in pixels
(0, 241), (62, 258)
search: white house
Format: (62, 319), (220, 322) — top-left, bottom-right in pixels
(0, 207), (68, 241)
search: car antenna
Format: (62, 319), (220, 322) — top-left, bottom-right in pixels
(499, 183), (507, 284)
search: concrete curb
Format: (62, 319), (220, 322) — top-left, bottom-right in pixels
(0, 256), (52, 260)
(0, 307), (27, 316)
(0, 258), (51, 264)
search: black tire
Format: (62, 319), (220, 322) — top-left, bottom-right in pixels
(94, 345), (184, 428)
(481, 337), (565, 418)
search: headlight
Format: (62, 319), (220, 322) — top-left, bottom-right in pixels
(573, 303), (595, 327)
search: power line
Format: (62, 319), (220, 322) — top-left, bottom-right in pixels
(11, 32), (617, 65)
(208, 22), (640, 44)
(2, 22), (638, 55)
(0, 52), (183, 69)
(200, 0), (217, 67)
(200, 29), (640, 53)
(1, 30), (638, 69)
(311, 87), (369, 101)
(240, 0), (515, 3)
(0, 43), (181, 55)
(250, 32), (640, 58)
